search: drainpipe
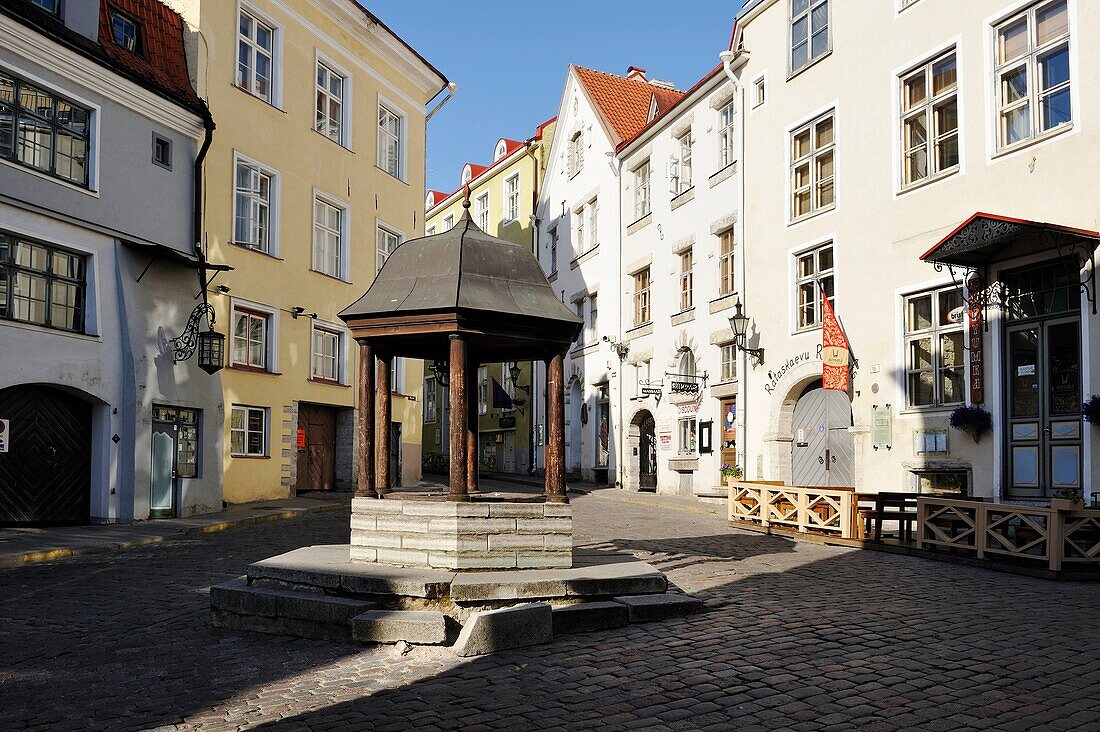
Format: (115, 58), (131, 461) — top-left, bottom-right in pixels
(426, 81), (457, 123)
(193, 102), (216, 306)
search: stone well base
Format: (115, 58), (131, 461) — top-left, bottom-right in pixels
(350, 497), (572, 570)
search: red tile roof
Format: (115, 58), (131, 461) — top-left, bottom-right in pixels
(572, 66), (685, 144)
(99, 0), (202, 112)
(616, 64), (725, 152)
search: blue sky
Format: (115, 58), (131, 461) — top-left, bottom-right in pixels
(366, 1), (745, 193)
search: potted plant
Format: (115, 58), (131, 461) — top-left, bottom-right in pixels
(1083, 395), (1100, 426)
(948, 405), (993, 444)
(1051, 488), (1085, 512)
(720, 463), (743, 487)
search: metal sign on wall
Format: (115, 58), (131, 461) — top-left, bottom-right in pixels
(968, 288), (985, 405)
(871, 405), (892, 451)
(0, 419), (7, 452)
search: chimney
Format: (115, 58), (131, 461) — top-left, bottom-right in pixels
(626, 66), (648, 82)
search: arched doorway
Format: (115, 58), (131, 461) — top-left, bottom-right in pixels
(626, 409), (657, 491)
(567, 380), (583, 474)
(790, 380), (854, 487)
(0, 384), (92, 525)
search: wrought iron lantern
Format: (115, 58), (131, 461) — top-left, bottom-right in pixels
(728, 300), (764, 363)
(508, 361), (531, 395)
(171, 303), (224, 375)
(429, 358), (449, 387)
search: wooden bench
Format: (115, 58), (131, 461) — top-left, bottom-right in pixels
(858, 492), (970, 543)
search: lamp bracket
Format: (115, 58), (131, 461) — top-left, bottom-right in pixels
(170, 303), (216, 363)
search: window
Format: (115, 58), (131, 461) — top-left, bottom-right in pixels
(0, 231), (85, 332)
(390, 356), (404, 394)
(152, 406), (201, 479)
(504, 174), (520, 222)
(900, 51), (959, 187)
(478, 366), (488, 415)
(588, 198), (598, 249)
(913, 470), (969, 495)
(0, 69), (92, 187)
(753, 76), (766, 108)
(315, 63), (344, 144)
(233, 159), (274, 252)
(152, 133), (171, 169)
(424, 378), (437, 422)
(29, 0), (61, 14)
(791, 0), (830, 74)
(111, 12), (140, 53)
(311, 326), (340, 382)
(589, 293), (598, 340)
(426, 225), (436, 236)
(568, 130), (584, 176)
(679, 418), (697, 455)
(795, 242), (834, 330)
(719, 230), (735, 296)
(633, 267), (651, 326)
(312, 196), (343, 278)
(575, 300), (585, 345)
(679, 349), (697, 377)
(501, 363), (516, 406)
(679, 250), (693, 311)
(378, 103), (403, 178)
(443, 214), (454, 232)
(376, 225), (401, 270)
(237, 9), (274, 102)
(994, 0), (1071, 150)
(904, 286), (965, 408)
(633, 160), (651, 221)
(230, 405), (267, 457)
(574, 205), (584, 253)
(719, 101), (736, 168)
(475, 192), (489, 231)
(720, 343), (737, 382)
(670, 133), (692, 195)
(232, 307), (269, 370)
(790, 111), (835, 220)
(549, 226), (558, 274)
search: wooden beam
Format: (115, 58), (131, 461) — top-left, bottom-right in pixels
(356, 340), (376, 498)
(448, 334), (469, 500)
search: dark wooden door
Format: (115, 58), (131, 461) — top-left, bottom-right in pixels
(296, 404), (336, 491)
(639, 414), (657, 489)
(0, 385), (91, 525)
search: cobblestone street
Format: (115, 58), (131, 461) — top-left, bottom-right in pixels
(4, 489), (1100, 731)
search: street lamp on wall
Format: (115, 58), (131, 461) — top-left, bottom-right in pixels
(170, 302), (224, 374)
(429, 358), (449, 387)
(728, 300), (764, 365)
(508, 361), (531, 395)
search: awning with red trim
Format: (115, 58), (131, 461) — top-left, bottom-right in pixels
(919, 212), (1100, 268)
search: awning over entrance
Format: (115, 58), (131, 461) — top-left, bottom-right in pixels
(920, 212), (1100, 268)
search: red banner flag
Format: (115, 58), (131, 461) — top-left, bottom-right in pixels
(821, 292), (850, 391)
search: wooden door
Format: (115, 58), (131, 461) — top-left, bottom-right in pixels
(296, 404), (336, 491)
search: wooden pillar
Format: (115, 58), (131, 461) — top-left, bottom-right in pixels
(375, 352), (392, 495)
(545, 351), (567, 503)
(466, 355), (480, 495)
(355, 340), (376, 498)
(448, 334), (469, 500)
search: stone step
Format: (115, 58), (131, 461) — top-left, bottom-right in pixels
(551, 601), (629, 635)
(613, 593), (704, 623)
(352, 609), (451, 645)
(453, 603), (553, 657)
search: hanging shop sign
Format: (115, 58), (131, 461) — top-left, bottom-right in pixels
(499, 415), (516, 429)
(296, 428), (306, 449)
(670, 380), (700, 394)
(968, 278), (985, 405)
(0, 419), (8, 453)
(821, 293), (851, 391)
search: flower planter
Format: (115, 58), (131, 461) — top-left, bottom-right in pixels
(1051, 498), (1085, 512)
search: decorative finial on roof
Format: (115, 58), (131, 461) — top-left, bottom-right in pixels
(462, 184), (471, 209)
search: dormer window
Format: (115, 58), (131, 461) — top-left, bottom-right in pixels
(461, 164), (473, 185)
(494, 140), (507, 161)
(111, 11), (141, 54)
(29, 0), (61, 16)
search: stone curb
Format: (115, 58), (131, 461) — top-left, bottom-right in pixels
(1, 501), (345, 569)
(590, 493), (720, 518)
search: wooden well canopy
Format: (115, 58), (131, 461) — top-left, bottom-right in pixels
(339, 201), (582, 502)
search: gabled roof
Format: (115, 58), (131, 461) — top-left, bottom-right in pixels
(618, 64), (726, 153)
(98, 0), (202, 112)
(572, 66), (685, 144)
(426, 190), (449, 209)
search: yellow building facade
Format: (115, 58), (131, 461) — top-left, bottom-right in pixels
(424, 119), (556, 476)
(167, 0), (447, 502)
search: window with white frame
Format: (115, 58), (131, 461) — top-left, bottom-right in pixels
(426, 225), (437, 235)
(678, 417), (697, 455)
(475, 192), (489, 230)
(719, 230), (736, 296)
(443, 214), (454, 232)
(904, 286), (965, 408)
(390, 356), (404, 394)
(230, 405), (267, 457)
(719, 101), (736, 168)
(795, 242), (834, 330)
(900, 50), (959, 187)
(670, 132), (692, 195)
(29, 0), (61, 15)
(589, 292), (598, 341)
(568, 130), (584, 176)
(234, 158), (274, 252)
(0, 69), (93, 188)
(111, 12), (140, 53)
(588, 197), (598, 248)
(549, 225), (558, 274)
(378, 103), (403, 178)
(501, 363), (516, 407)
(633, 160), (651, 221)
(753, 76), (766, 108)
(311, 326), (341, 382)
(504, 173), (520, 222)
(424, 377), (437, 422)
(679, 349), (697, 377)
(679, 250), (693, 311)
(574, 300), (585, 345)
(790, 111), (834, 220)
(478, 366), (488, 415)
(376, 225), (401, 271)
(237, 9), (274, 102)
(574, 205), (584, 253)
(791, 0), (830, 74)
(633, 267), (651, 326)
(994, 0), (1071, 151)
(315, 62), (345, 144)
(312, 196), (343, 278)
(720, 343), (737, 382)
(231, 306), (270, 370)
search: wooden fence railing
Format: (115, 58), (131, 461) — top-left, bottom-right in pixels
(917, 497), (1100, 571)
(728, 481), (855, 538)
